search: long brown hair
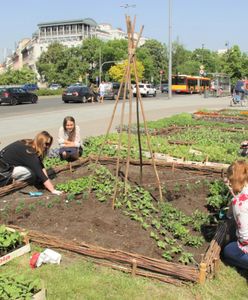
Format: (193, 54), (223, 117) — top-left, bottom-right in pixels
(22, 131), (53, 159)
(227, 160), (248, 194)
(63, 116), (76, 141)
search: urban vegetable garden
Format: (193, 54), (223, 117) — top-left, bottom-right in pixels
(1, 110), (247, 290)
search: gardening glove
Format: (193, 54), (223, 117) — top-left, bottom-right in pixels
(52, 189), (63, 196)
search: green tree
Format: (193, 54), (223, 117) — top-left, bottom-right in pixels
(0, 67), (36, 85)
(108, 59), (144, 82)
(137, 39), (167, 83)
(172, 42), (191, 75)
(220, 45), (243, 82)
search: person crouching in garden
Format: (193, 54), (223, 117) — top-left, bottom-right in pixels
(58, 116), (82, 162)
(223, 160), (248, 269)
(0, 131), (62, 195)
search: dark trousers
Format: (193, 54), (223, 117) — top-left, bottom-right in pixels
(223, 241), (248, 269)
(59, 147), (82, 162)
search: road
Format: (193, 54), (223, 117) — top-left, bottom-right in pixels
(0, 93), (232, 148)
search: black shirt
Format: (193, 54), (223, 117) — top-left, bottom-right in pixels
(1, 140), (48, 183)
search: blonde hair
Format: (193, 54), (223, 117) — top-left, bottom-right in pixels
(227, 160), (248, 194)
(22, 131), (53, 159)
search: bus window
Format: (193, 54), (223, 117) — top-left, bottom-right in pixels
(172, 76), (186, 85)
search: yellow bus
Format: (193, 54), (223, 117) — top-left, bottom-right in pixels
(172, 75), (211, 94)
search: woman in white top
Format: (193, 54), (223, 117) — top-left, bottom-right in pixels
(58, 116), (82, 161)
(223, 160), (248, 269)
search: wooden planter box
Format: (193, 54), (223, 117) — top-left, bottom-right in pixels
(33, 288), (46, 300)
(0, 227), (30, 266)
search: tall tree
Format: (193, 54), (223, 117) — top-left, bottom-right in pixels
(137, 39), (167, 83)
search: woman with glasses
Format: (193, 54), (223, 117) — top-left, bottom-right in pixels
(58, 116), (82, 162)
(223, 160), (248, 269)
(0, 131), (62, 195)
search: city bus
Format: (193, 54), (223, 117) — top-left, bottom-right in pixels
(172, 75), (211, 94)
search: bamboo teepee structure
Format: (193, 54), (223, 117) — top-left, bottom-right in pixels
(93, 16), (162, 207)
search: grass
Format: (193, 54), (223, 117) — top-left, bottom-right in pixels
(2, 247), (247, 300)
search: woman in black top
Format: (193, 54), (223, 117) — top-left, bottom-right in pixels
(1, 131), (62, 195)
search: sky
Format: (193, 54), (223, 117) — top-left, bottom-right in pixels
(1, 0), (247, 61)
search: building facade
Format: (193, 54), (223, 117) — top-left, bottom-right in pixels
(4, 18), (147, 79)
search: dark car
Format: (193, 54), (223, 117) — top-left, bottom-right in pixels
(104, 82), (128, 100)
(0, 87), (38, 105)
(62, 86), (91, 103)
(161, 83), (168, 93)
(22, 83), (39, 92)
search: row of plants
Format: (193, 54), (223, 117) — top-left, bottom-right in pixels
(42, 113), (248, 170)
(81, 113), (248, 164)
(55, 165), (221, 265)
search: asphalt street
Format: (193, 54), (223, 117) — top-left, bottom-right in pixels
(0, 93), (233, 148)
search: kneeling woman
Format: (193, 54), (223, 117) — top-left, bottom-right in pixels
(223, 160), (248, 269)
(0, 131), (62, 195)
(58, 116), (82, 161)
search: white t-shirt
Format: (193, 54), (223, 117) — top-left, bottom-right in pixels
(232, 185), (248, 253)
(57, 125), (81, 148)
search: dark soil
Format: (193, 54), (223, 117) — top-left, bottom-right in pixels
(0, 163), (222, 264)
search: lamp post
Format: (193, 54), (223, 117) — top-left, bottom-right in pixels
(168, 0), (172, 99)
(99, 60), (121, 83)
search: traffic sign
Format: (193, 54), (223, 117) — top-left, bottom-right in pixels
(199, 69), (204, 75)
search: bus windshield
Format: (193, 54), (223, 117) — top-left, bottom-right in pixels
(172, 76), (186, 85)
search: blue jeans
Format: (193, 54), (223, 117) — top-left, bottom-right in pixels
(223, 241), (248, 269)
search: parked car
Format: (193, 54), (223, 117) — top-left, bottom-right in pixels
(22, 83), (39, 92)
(102, 82), (128, 100)
(132, 83), (156, 97)
(62, 86), (91, 103)
(161, 83), (169, 93)
(0, 87), (38, 105)
(49, 83), (62, 90)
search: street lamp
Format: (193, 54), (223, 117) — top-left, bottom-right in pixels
(99, 60), (122, 83)
(168, 0), (172, 99)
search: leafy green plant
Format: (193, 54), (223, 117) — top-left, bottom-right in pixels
(15, 200), (25, 214)
(178, 252), (194, 265)
(0, 226), (23, 254)
(206, 180), (230, 209)
(0, 274), (40, 299)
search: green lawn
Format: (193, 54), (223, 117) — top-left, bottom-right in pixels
(2, 249), (247, 300)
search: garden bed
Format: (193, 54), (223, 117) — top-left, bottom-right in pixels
(0, 158), (229, 284)
(193, 110), (248, 124)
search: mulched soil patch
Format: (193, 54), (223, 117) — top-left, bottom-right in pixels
(0, 163), (222, 264)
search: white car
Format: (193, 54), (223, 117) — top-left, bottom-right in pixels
(49, 83), (62, 90)
(133, 83), (156, 97)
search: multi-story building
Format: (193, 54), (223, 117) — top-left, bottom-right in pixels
(4, 18), (147, 78)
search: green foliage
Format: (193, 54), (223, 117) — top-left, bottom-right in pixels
(206, 180), (231, 209)
(0, 226), (23, 254)
(108, 59), (144, 82)
(0, 274), (40, 300)
(0, 67), (37, 85)
(35, 88), (64, 96)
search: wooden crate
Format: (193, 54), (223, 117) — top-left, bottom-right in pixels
(33, 288), (46, 300)
(0, 227), (30, 266)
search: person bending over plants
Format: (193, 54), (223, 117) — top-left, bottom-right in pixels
(0, 131), (62, 195)
(223, 160), (248, 269)
(58, 116), (82, 162)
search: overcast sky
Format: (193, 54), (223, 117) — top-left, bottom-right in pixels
(1, 0), (247, 60)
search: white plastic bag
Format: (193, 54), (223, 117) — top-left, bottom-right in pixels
(36, 248), (62, 267)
